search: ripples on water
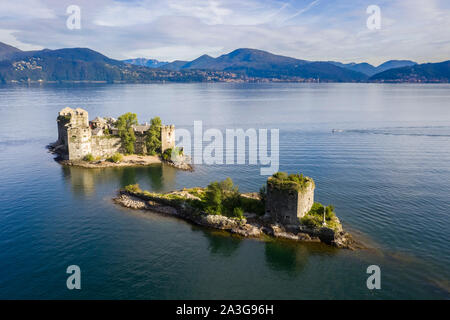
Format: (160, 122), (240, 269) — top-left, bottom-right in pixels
(0, 83), (449, 299)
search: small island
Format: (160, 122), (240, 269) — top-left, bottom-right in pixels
(49, 107), (191, 170)
(114, 172), (357, 249)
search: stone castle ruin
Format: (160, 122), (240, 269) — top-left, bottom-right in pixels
(54, 107), (175, 160)
(265, 173), (315, 225)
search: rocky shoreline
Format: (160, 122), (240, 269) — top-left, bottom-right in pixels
(48, 144), (193, 170)
(58, 157), (193, 170)
(113, 191), (358, 249)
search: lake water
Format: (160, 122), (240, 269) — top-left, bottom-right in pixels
(0, 83), (449, 299)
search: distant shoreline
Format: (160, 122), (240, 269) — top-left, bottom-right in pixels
(3, 79), (450, 85)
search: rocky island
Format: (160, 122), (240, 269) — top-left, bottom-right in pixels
(114, 173), (357, 249)
(49, 107), (191, 170)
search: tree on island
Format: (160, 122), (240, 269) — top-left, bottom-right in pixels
(146, 116), (162, 155)
(116, 112), (138, 154)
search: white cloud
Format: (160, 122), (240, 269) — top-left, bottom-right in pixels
(94, 4), (162, 27)
(0, 0), (55, 20)
(0, 29), (44, 51)
(0, 0), (449, 65)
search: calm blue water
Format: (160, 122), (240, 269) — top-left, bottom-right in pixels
(0, 83), (449, 299)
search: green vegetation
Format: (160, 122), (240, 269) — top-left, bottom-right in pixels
(124, 184), (141, 193)
(233, 207), (244, 219)
(300, 203), (340, 230)
(123, 177), (265, 220)
(83, 154), (94, 162)
(162, 148), (173, 161)
(108, 152), (123, 163)
(197, 178), (265, 218)
(145, 117), (162, 155)
(259, 185), (267, 205)
(57, 114), (71, 123)
(162, 147), (183, 162)
(240, 196), (265, 216)
(268, 171), (314, 192)
(116, 112), (138, 154)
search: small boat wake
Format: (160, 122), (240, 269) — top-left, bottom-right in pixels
(332, 126), (450, 137)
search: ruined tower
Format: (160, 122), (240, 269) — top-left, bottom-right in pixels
(265, 173), (315, 225)
(161, 125), (175, 152)
(57, 107), (92, 160)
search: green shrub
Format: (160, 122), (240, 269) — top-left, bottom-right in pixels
(162, 148), (172, 161)
(219, 177), (236, 192)
(222, 190), (241, 215)
(241, 196), (265, 216)
(300, 202), (339, 230)
(124, 184), (141, 193)
(325, 205), (335, 220)
(232, 207), (244, 219)
(272, 171), (288, 180)
(258, 185), (267, 204)
(116, 112), (138, 154)
(300, 215), (322, 229)
(309, 202), (324, 216)
(204, 178), (245, 216)
(108, 152), (123, 163)
(205, 181), (223, 213)
(83, 154), (94, 162)
(268, 172), (314, 192)
(146, 117), (162, 155)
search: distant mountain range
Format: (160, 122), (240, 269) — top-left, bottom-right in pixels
(0, 41), (448, 83)
(123, 58), (168, 68)
(0, 42), (22, 60)
(369, 60), (450, 83)
(329, 60), (417, 76)
(155, 49), (367, 82)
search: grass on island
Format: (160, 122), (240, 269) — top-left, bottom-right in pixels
(268, 171), (315, 192)
(82, 152), (123, 163)
(107, 152), (123, 163)
(301, 203), (340, 230)
(124, 177), (264, 221)
(123, 172), (341, 231)
(83, 154), (95, 162)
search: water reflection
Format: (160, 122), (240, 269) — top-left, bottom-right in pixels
(61, 166), (97, 196)
(61, 163), (177, 196)
(202, 230), (243, 257)
(264, 240), (337, 275)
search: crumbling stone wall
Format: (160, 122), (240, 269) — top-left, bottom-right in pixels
(90, 136), (122, 159)
(297, 183), (315, 217)
(134, 134), (147, 155)
(266, 180), (315, 225)
(67, 126), (92, 160)
(161, 125), (175, 152)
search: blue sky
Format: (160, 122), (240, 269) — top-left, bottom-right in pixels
(0, 0), (449, 65)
